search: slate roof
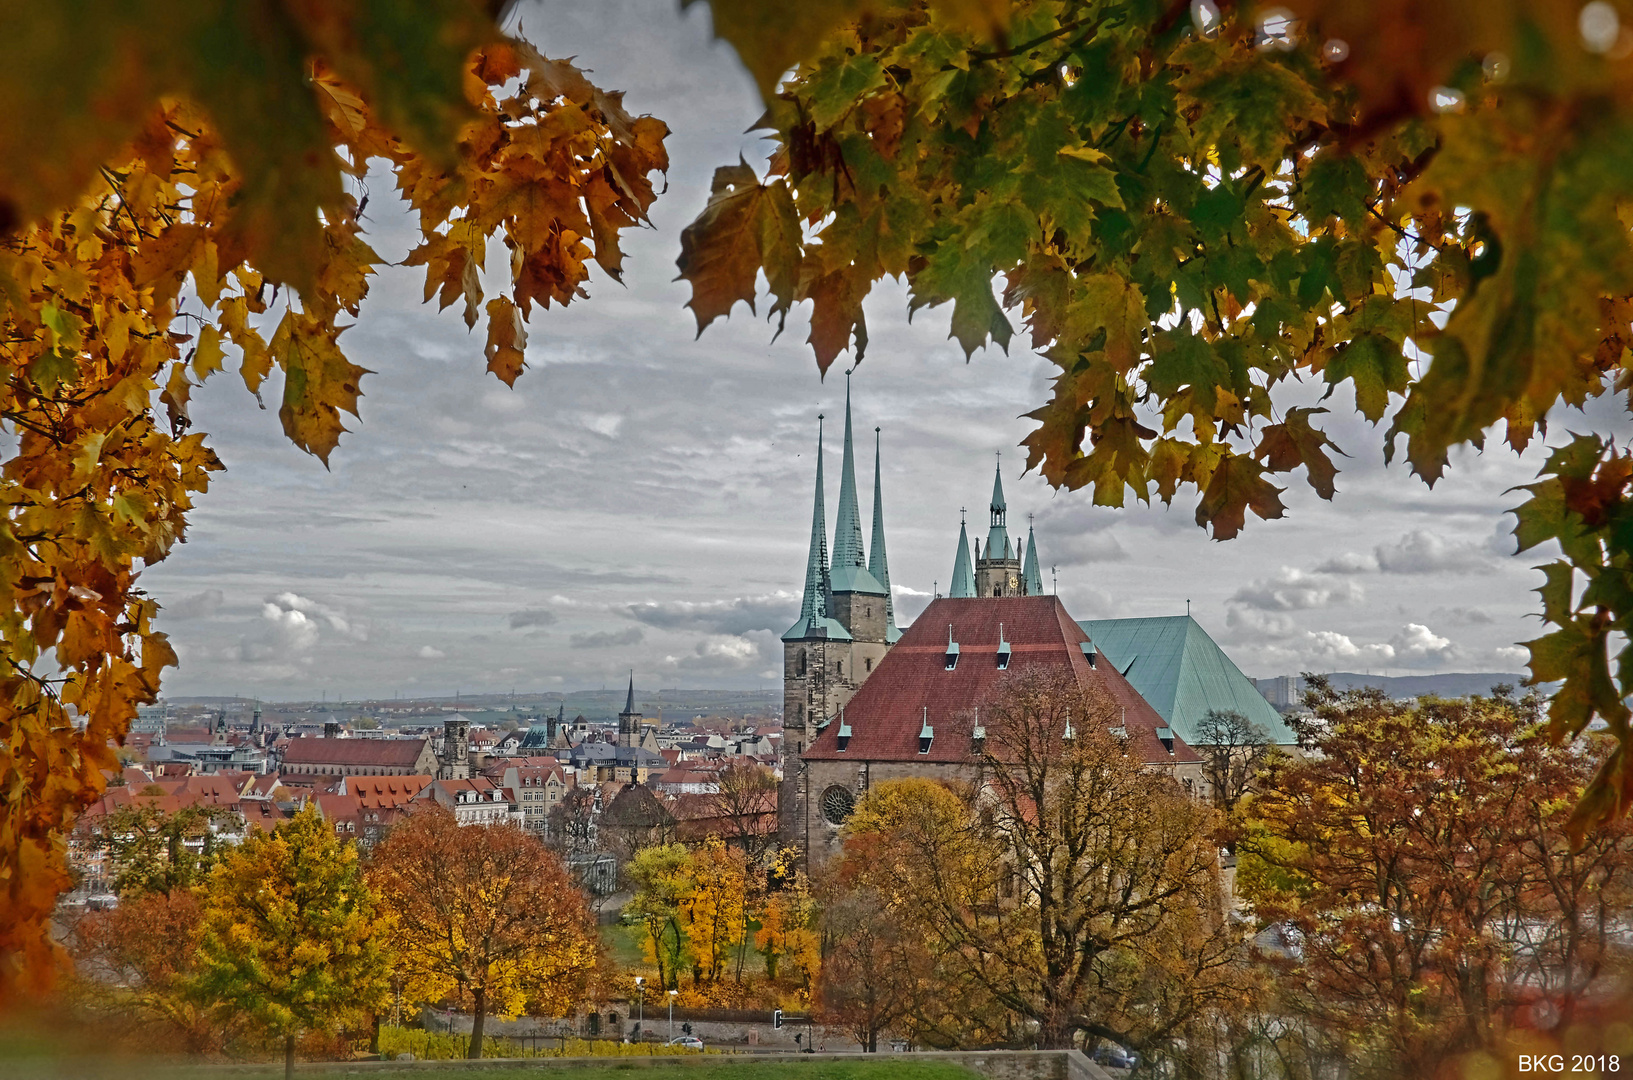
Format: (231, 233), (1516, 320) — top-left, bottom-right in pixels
(1078, 615), (1297, 745)
(804, 595), (1198, 766)
(281, 736), (431, 768)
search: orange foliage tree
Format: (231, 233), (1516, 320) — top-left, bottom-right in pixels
(0, 10), (666, 1000)
(368, 807), (599, 1059)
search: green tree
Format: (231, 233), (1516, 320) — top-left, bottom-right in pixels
(626, 843), (692, 992)
(675, 0), (1633, 830)
(192, 805), (388, 1080)
(88, 803), (222, 897)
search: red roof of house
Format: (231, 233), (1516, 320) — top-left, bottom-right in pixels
(345, 775), (432, 807)
(282, 736), (429, 768)
(803, 596), (1198, 766)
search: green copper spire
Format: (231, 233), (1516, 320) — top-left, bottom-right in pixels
(869, 427), (901, 643)
(1023, 516), (1044, 595)
(784, 415), (852, 642)
(829, 378), (887, 596)
(985, 454), (1011, 559)
(950, 512), (976, 598)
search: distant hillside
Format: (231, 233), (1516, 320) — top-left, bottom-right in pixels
(1323, 672), (1537, 698)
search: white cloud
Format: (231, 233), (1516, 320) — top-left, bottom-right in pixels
(1493, 645), (1530, 666)
(1225, 607), (1298, 639)
(1304, 630), (1395, 667)
(1388, 622), (1459, 667)
(418, 645), (447, 660)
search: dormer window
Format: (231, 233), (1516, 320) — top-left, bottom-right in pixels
(945, 624), (960, 671)
(919, 709), (934, 754)
(1156, 726), (1175, 754)
(1080, 641), (1097, 667)
(997, 624), (1011, 670)
(835, 708), (852, 752)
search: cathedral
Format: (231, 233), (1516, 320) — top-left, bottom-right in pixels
(779, 389), (1204, 860)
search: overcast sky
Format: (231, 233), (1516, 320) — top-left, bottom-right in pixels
(140, 1), (1610, 700)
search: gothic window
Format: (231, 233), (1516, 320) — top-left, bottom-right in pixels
(864, 657), (873, 672)
(797, 652), (806, 676)
(836, 660), (843, 677)
(821, 785), (856, 826)
(865, 605), (871, 618)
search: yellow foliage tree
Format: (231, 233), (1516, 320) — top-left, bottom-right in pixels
(192, 805), (389, 1080)
(680, 837), (747, 985)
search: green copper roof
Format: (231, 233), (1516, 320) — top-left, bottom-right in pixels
(829, 381), (887, 596)
(869, 428), (901, 644)
(985, 458), (1011, 560)
(785, 416), (852, 642)
(1022, 523), (1043, 594)
(1078, 615), (1296, 745)
(622, 672), (636, 716)
(949, 518), (976, 598)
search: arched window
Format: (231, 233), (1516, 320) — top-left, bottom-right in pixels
(797, 652), (807, 676)
(864, 656), (873, 673)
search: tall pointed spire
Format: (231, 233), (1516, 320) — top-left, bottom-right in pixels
(829, 377), (887, 596)
(869, 427), (901, 642)
(950, 511), (977, 598)
(784, 415), (852, 641)
(985, 453), (1011, 559)
(624, 671), (635, 715)
(1023, 514), (1044, 595)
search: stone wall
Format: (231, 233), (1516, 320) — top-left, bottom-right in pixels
(251, 1048), (1115, 1079)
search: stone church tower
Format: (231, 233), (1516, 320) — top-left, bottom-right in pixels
(618, 673), (642, 749)
(970, 459), (1046, 598)
(780, 384), (896, 844)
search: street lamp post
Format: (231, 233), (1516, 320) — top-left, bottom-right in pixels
(634, 977), (644, 1043)
(668, 989), (678, 1041)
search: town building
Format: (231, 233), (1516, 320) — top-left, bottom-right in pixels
(796, 594), (1202, 863)
(1082, 616), (1298, 745)
(280, 733), (437, 777)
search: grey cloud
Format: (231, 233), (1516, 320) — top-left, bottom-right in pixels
(570, 627), (646, 649)
(1230, 568), (1363, 611)
(1430, 606), (1496, 626)
(1314, 551), (1378, 574)
(1374, 530), (1492, 574)
(164, 589), (225, 620)
(508, 608), (559, 629)
(623, 592), (799, 636)
(668, 631), (778, 673)
(1224, 607), (1299, 640)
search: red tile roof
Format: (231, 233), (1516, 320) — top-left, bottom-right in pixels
(282, 736), (430, 768)
(803, 596), (1198, 766)
(345, 775), (433, 808)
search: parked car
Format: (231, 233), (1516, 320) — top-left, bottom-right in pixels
(669, 1036), (705, 1051)
(1092, 1044), (1139, 1070)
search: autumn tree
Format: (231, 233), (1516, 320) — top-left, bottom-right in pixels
(0, 9), (668, 998)
(626, 842), (691, 993)
(85, 803), (223, 897)
(675, 0), (1633, 830)
(1194, 708), (1271, 816)
(835, 670), (1248, 1060)
(815, 854), (924, 1051)
(66, 888), (233, 1056)
(192, 805), (388, 1080)
(681, 836), (748, 985)
(548, 786), (599, 857)
(1241, 679), (1633, 1073)
(754, 850), (820, 992)
(712, 760), (780, 863)
(368, 807), (598, 1059)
